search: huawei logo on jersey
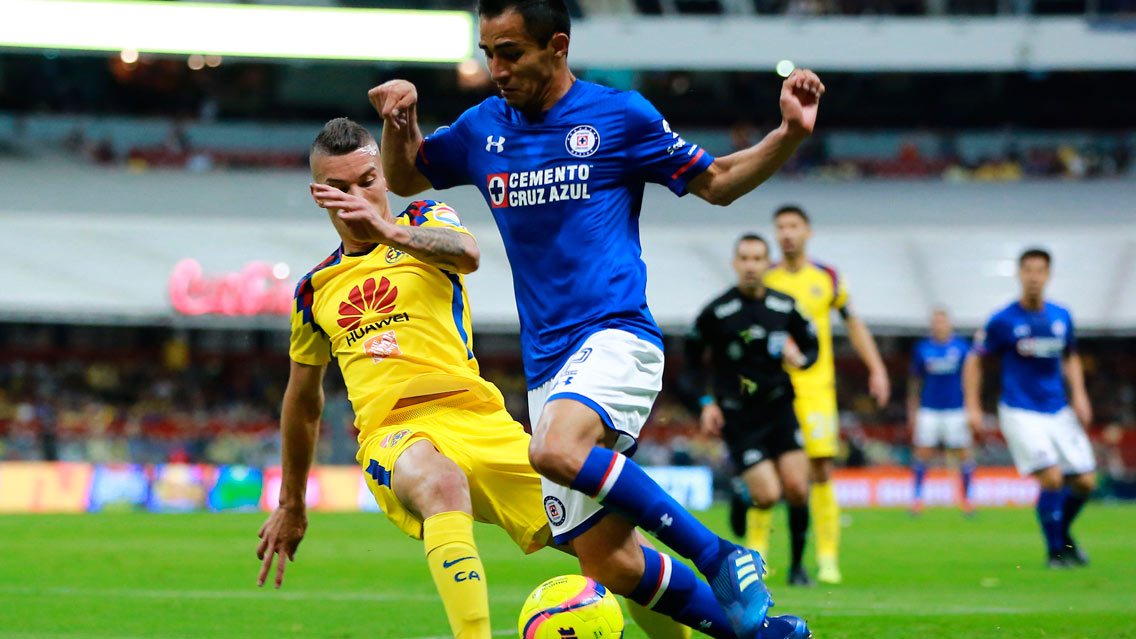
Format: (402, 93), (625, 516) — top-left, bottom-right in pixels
(338, 277), (398, 330)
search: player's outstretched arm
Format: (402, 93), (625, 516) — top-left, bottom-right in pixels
(257, 360), (326, 589)
(962, 352), (984, 434)
(370, 80), (432, 196)
(312, 185), (480, 274)
(845, 314), (890, 408)
(1064, 353), (1093, 428)
(686, 69), (823, 206)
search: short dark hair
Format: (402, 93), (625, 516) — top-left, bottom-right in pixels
(478, 0), (571, 47)
(773, 204), (809, 224)
(1019, 247), (1052, 267)
(311, 117), (375, 156)
(735, 232), (769, 255)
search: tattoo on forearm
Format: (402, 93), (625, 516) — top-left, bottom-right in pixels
(397, 227), (470, 270)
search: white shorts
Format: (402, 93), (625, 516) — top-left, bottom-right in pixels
(913, 408), (972, 449)
(998, 404), (1096, 476)
(527, 329), (664, 544)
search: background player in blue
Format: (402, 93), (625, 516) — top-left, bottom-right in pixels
(907, 308), (975, 516)
(372, 1), (823, 637)
(964, 248), (1097, 568)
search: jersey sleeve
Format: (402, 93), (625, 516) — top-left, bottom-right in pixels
(1063, 310), (1077, 355)
(623, 92), (715, 196)
(415, 107), (478, 189)
(973, 315), (1005, 356)
(399, 200), (475, 238)
(289, 278), (332, 366)
(830, 268), (851, 314)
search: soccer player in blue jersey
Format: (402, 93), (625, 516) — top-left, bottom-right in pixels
(964, 248), (1096, 568)
(371, 2), (822, 637)
(907, 308), (974, 516)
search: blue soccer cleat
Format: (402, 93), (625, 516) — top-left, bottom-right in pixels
(707, 546), (774, 638)
(758, 615), (812, 639)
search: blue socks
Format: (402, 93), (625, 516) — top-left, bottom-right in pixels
(1060, 486), (1089, 545)
(571, 447), (729, 574)
(630, 546), (735, 639)
(1037, 489), (1067, 555)
(961, 460), (975, 501)
(912, 461), (927, 500)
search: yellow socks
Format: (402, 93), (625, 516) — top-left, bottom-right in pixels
(423, 511), (491, 639)
(745, 507), (773, 560)
(625, 599), (692, 639)
(810, 481), (842, 583)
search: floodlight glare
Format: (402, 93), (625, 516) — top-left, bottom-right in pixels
(0, 0), (473, 62)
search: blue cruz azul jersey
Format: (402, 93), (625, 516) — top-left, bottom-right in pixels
(910, 335), (968, 410)
(974, 301), (1076, 414)
(416, 80), (715, 387)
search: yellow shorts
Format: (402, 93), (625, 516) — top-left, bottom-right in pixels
(356, 394), (550, 554)
(792, 388), (839, 459)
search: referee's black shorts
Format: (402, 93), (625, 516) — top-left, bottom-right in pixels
(721, 396), (804, 472)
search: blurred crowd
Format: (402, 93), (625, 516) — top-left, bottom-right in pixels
(3, 325), (1135, 494)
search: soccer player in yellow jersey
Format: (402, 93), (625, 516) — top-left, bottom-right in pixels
(759, 205), (891, 584)
(255, 118), (691, 639)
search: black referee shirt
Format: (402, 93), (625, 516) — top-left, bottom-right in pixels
(685, 286), (819, 410)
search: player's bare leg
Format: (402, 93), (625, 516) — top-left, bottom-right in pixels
(530, 400), (771, 639)
(739, 460), (780, 573)
(392, 441), (490, 639)
(946, 447), (976, 516)
(808, 456), (841, 584)
(549, 527), (691, 639)
(911, 445), (935, 516)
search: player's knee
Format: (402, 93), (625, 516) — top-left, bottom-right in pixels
(783, 478), (808, 506)
(751, 486), (780, 510)
(808, 460), (832, 484)
(1035, 466), (1064, 491)
(528, 437), (585, 486)
(1071, 472), (1097, 495)
(417, 466), (471, 515)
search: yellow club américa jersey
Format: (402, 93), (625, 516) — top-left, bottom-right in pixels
(764, 260), (850, 391)
(289, 200), (505, 440)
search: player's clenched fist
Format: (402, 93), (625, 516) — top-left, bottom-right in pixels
(310, 183), (393, 245)
(779, 68), (824, 138)
(369, 80), (418, 130)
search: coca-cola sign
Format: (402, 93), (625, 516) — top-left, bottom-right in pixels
(169, 259), (292, 316)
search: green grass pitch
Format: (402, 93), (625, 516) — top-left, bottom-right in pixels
(1, 504), (1134, 639)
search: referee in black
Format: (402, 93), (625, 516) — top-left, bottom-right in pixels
(684, 232), (819, 586)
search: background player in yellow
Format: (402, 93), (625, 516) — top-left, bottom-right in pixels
(255, 117), (690, 639)
(759, 204), (891, 584)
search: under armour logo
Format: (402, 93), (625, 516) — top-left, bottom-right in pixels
(486, 136), (505, 152)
